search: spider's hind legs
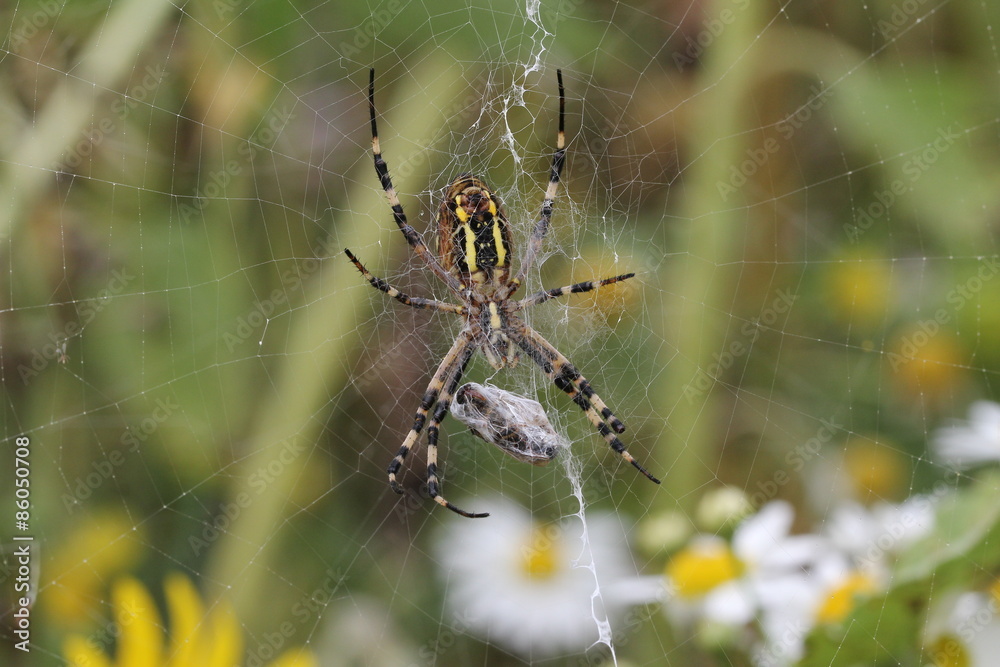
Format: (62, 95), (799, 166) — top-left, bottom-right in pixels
(626, 453), (661, 485)
(427, 462), (489, 518)
(387, 444), (411, 494)
(434, 494), (490, 519)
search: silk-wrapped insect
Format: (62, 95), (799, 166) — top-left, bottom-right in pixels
(452, 383), (568, 466)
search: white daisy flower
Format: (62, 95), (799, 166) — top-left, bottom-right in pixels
(435, 496), (658, 658)
(756, 498), (940, 664)
(663, 501), (829, 666)
(755, 549), (885, 666)
(933, 400), (1000, 468)
(824, 497), (936, 569)
(809, 549), (883, 626)
(750, 575), (819, 667)
(923, 589), (1000, 666)
(665, 501), (825, 628)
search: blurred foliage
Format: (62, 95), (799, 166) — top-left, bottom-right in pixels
(1, 0), (999, 664)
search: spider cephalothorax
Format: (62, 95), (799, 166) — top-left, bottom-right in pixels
(344, 69), (660, 518)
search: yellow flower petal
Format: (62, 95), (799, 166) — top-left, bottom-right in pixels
(64, 635), (113, 667)
(268, 648), (319, 667)
(203, 600), (243, 667)
(165, 572), (204, 666)
(63, 573), (315, 667)
(113, 577), (162, 667)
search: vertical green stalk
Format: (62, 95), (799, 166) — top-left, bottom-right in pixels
(205, 55), (458, 629)
(655, 1), (764, 510)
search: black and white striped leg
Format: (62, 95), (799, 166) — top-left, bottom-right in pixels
(345, 248), (465, 313)
(368, 69), (464, 294)
(386, 332), (475, 493)
(511, 69), (566, 290)
(513, 323), (660, 484)
(516, 272), (636, 309)
(519, 324), (627, 433)
(424, 348), (486, 518)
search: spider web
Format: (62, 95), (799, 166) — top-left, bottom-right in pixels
(2, 0), (1000, 664)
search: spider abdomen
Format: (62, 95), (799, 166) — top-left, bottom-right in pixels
(438, 175), (513, 289)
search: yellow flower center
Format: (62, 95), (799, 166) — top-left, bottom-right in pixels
(825, 256), (892, 327)
(890, 327), (964, 397)
(988, 578), (1000, 606)
(520, 525), (564, 579)
(843, 438), (905, 499)
(816, 572), (878, 624)
(665, 541), (743, 599)
(925, 633), (970, 667)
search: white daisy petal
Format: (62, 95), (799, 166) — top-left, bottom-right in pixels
(733, 500), (794, 561)
(924, 590), (1000, 667)
(933, 400), (1000, 468)
(435, 496), (643, 658)
(702, 581), (755, 625)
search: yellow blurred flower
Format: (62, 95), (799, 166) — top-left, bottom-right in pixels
(546, 244), (642, 326)
(824, 253), (893, 328)
(63, 573), (315, 667)
(842, 437), (907, 501)
(887, 323), (965, 398)
(815, 570), (878, 625)
(665, 539), (744, 599)
(43, 511), (142, 627)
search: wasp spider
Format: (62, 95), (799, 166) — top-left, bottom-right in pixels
(345, 69), (660, 518)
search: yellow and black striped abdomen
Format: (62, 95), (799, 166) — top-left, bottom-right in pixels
(437, 175), (512, 286)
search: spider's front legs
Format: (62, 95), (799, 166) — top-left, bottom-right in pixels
(512, 69), (566, 286)
(344, 248), (465, 313)
(368, 69), (464, 295)
(513, 324), (661, 484)
(516, 273), (636, 309)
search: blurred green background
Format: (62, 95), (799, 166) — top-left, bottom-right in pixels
(2, 0), (1000, 664)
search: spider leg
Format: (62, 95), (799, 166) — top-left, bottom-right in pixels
(425, 352), (488, 518)
(369, 69), (465, 295)
(512, 321), (661, 484)
(386, 331), (475, 493)
(516, 272), (635, 309)
(345, 248), (465, 313)
(510, 69), (565, 291)
(517, 323), (627, 434)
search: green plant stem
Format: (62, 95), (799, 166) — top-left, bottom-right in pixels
(655, 0), (765, 510)
(204, 55), (459, 629)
